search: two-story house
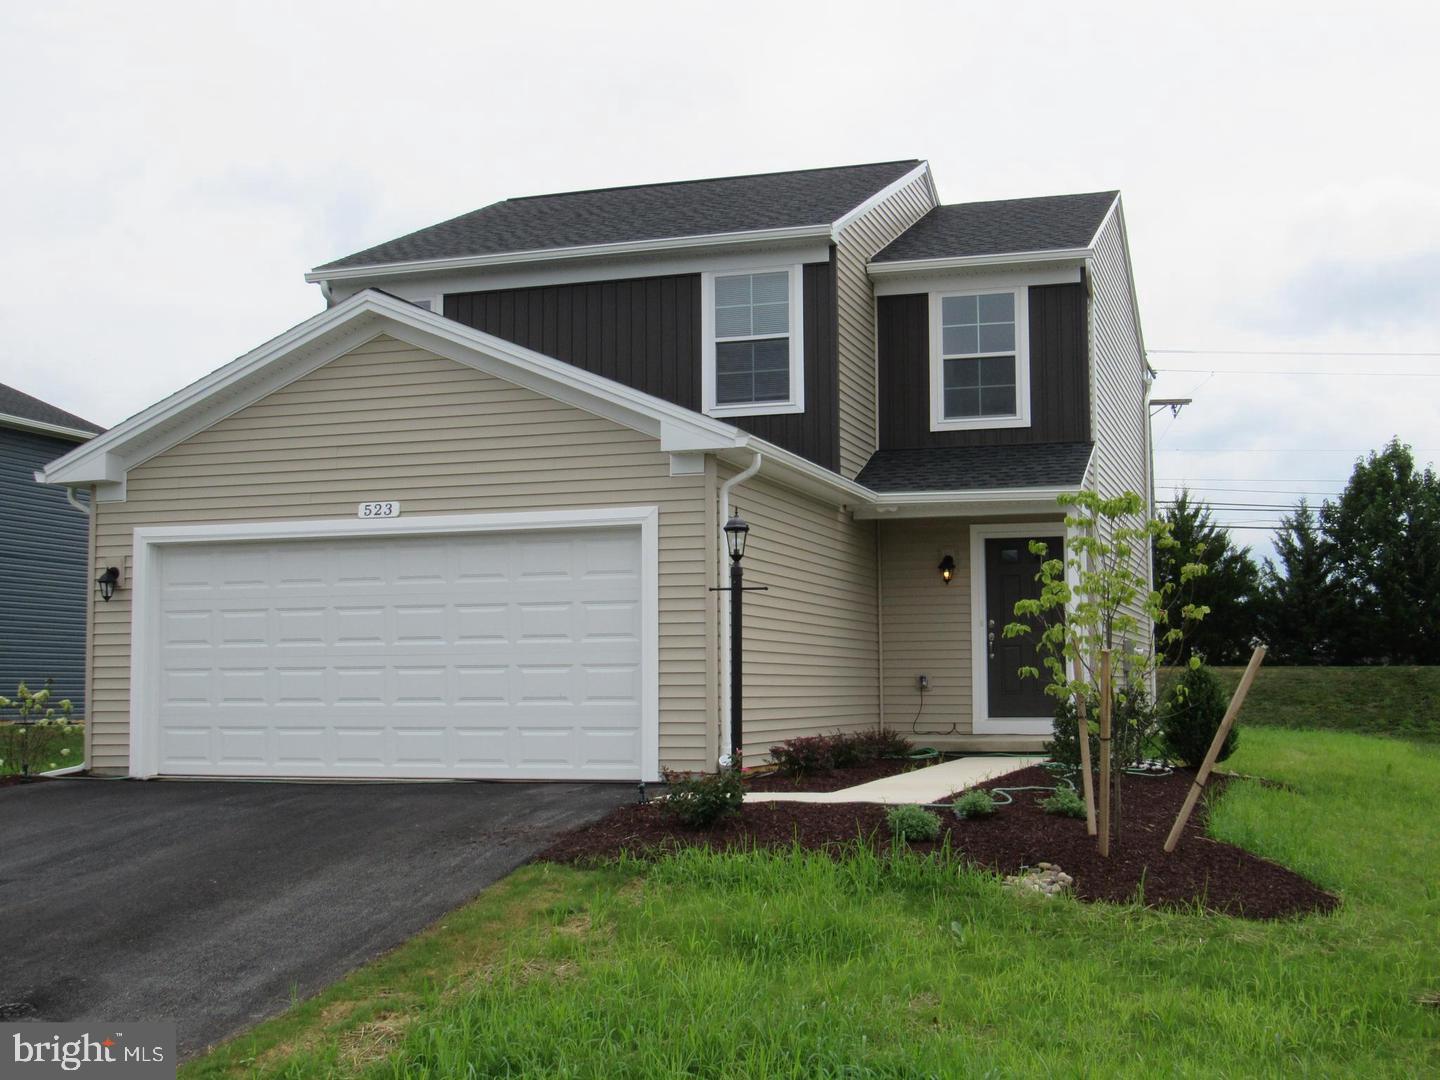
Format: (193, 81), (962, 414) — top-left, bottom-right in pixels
(40, 160), (1151, 781)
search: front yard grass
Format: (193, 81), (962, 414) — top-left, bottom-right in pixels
(186, 728), (1440, 1078)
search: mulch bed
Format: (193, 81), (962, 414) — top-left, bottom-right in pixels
(742, 757), (920, 792)
(538, 765), (1338, 920)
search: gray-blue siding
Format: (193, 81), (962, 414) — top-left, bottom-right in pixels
(0, 428), (89, 716)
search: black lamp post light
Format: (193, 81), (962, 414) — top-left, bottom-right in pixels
(96, 566), (121, 602)
(713, 514), (766, 770)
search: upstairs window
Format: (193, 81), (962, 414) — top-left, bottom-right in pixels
(930, 287), (1031, 431)
(702, 265), (804, 417)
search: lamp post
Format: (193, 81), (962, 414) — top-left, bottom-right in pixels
(723, 515), (749, 768)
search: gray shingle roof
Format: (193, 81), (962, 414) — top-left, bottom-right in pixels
(871, 191), (1118, 263)
(856, 442), (1094, 493)
(315, 160), (923, 272)
(0, 382), (103, 436)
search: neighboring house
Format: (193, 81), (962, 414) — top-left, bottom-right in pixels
(1, 383), (104, 716)
(39, 159), (1152, 781)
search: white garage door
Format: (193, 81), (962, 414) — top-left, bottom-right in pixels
(145, 526), (646, 780)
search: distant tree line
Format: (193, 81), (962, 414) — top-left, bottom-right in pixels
(1154, 439), (1440, 666)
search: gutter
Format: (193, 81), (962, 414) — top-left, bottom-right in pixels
(716, 451), (762, 768)
(305, 224), (835, 284)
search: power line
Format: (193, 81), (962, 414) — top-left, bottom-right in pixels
(1158, 447), (1440, 454)
(1150, 348), (1440, 358)
(1157, 367), (1440, 378)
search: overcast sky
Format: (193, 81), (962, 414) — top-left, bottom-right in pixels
(3, 1), (1436, 563)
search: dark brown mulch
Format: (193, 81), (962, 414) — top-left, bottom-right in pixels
(0, 775), (50, 788)
(538, 765), (1337, 920)
(743, 757), (921, 792)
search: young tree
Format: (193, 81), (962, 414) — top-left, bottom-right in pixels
(1320, 439), (1440, 664)
(1153, 490), (1262, 664)
(1257, 500), (1340, 664)
(1004, 490), (1208, 850)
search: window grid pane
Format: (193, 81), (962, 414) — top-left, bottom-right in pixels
(940, 291), (1016, 359)
(714, 271), (790, 343)
(942, 355), (1017, 419)
(715, 340), (790, 405)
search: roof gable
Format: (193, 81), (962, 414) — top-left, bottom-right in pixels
(313, 161), (924, 274)
(40, 291), (747, 490)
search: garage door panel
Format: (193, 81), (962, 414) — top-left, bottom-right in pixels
(148, 526), (646, 779)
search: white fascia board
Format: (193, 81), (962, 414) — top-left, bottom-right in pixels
(40, 290), (745, 488)
(305, 224), (835, 284)
(0, 413), (98, 442)
(866, 247), (1093, 277)
(852, 486), (1080, 520)
(830, 162), (934, 237)
(872, 263), (1083, 297)
(327, 241), (834, 303)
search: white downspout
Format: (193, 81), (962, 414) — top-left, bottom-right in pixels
(717, 450), (762, 768)
(65, 485), (92, 516)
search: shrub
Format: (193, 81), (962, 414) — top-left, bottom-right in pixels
(1161, 663), (1237, 767)
(660, 767), (745, 829)
(1040, 786), (1087, 819)
(770, 730), (917, 776)
(768, 735), (837, 776)
(1045, 683), (1161, 770)
(0, 681), (78, 779)
(851, 729), (914, 760)
(886, 804), (942, 843)
(953, 789), (997, 819)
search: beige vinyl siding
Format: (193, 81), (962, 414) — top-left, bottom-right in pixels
(833, 170), (937, 479)
(878, 515), (1063, 739)
(723, 468), (879, 759)
(89, 335), (715, 774)
(1088, 205), (1153, 650)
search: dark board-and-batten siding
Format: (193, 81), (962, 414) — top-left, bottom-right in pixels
(0, 428), (90, 715)
(876, 282), (1090, 450)
(445, 262), (840, 470)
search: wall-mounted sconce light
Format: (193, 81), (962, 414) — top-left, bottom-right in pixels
(938, 554), (956, 585)
(96, 566), (121, 602)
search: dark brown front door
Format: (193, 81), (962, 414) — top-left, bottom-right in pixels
(984, 536), (1062, 719)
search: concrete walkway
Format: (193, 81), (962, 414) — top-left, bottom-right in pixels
(744, 755), (1044, 805)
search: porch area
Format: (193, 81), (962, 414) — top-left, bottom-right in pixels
(875, 514), (1068, 753)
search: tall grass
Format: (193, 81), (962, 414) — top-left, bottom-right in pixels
(188, 728), (1440, 1079)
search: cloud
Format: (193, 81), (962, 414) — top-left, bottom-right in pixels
(1252, 250), (1440, 335)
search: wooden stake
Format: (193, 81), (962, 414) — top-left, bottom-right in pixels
(1097, 649), (1112, 858)
(1163, 645), (1267, 853)
(1073, 655), (1097, 836)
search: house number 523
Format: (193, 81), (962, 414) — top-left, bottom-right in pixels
(358, 501), (400, 518)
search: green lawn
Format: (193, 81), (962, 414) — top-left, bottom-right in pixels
(1167, 665), (1440, 742)
(186, 728), (1440, 1078)
(0, 723), (84, 776)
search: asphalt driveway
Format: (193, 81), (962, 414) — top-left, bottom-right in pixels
(0, 777), (631, 1057)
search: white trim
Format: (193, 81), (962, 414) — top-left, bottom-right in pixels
(929, 286), (1031, 432)
(867, 247), (1093, 276)
(872, 264), (1081, 297)
(322, 242), (835, 304)
(305, 225), (834, 283)
(830, 162), (933, 237)
(127, 506), (662, 783)
(1, 413), (98, 441)
(700, 263), (805, 418)
(969, 522), (1064, 735)
(39, 290), (747, 489)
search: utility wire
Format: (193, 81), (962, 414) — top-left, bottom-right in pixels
(1150, 348), (1440, 358)
(1157, 367), (1440, 377)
